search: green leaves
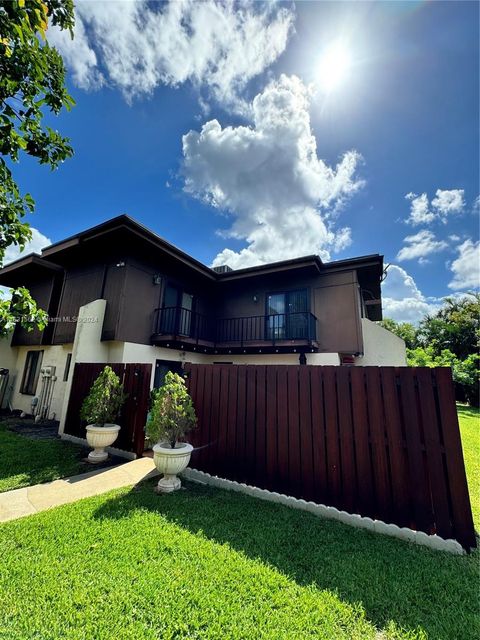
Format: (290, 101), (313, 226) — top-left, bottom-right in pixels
(80, 366), (127, 427)
(0, 286), (48, 334)
(0, 0), (75, 336)
(146, 371), (197, 448)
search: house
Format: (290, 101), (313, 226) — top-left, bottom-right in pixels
(0, 215), (405, 431)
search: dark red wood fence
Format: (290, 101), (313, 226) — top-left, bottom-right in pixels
(185, 364), (476, 549)
(64, 362), (151, 456)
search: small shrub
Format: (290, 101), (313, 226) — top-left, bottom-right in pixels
(80, 366), (127, 427)
(146, 371), (197, 448)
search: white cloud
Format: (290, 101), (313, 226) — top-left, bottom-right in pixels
(182, 75), (363, 269)
(431, 188), (465, 222)
(405, 193), (435, 226)
(396, 229), (448, 262)
(4, 228), (52, 266)
(405, 189), (465, 226)
(381, 264), (440, 324)
(448, 239), (480, 290)
(49, 0), (294, 110)
(47, 14), (103, 90)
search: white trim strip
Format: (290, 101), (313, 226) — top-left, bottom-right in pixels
(182, 468), (465, 555)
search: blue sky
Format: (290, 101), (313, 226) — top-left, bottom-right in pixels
(9, 0), (479, 323)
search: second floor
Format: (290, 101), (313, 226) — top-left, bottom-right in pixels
(0, 216), (384, 356)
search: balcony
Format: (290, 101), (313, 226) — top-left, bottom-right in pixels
(152, 306), (319, 354)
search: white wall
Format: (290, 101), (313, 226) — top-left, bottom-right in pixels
(355, 318), (407, 366)
(58, 299), (108, 434)
(4, 344), (73, 419)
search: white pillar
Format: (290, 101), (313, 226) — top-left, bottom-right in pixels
(58, 299), (108, 434)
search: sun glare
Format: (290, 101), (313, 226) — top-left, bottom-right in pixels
(318, 42), (352, 93)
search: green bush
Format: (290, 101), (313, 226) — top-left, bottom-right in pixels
(146, 371), (197, 448)
(80, 366), (127, 427)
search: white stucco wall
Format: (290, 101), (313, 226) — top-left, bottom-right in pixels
(355, 318), (407, 366)
(3, 343), (73, 419)
(59, 299), (109, 434)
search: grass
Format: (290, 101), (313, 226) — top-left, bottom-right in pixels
(0, 405), (478, 639)
(457, 404), (480, 527)
(0, 422), (86, 493)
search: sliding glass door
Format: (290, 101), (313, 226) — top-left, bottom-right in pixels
(266, 289), (308, 340)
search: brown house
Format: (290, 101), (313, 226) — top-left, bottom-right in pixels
(0, 215), (406, 426)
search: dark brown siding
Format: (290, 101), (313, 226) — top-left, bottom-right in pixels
(313, 272), (363, 354)
(116, 261), (162, 344)
(52, 265), (104, 344)
(217, 268), (363, 354)
(12, 276), (55, 346)
(101, 264), (127, 341)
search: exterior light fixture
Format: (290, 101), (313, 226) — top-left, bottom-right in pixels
(153, 274), (162, 285)
(116, 261), (125, 267)
(253, 294), (259, 303)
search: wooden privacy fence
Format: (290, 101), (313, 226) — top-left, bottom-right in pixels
(185, 363), (476, 549)
(64, 362), (151, 456)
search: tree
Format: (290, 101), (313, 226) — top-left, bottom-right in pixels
(80, 366), (127, 427)
(0, 0), (75, 335)
(379, 318), (418, 349)
(417, 294), (480, 360)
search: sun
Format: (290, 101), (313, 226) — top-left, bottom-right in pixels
(317, 42), (352, 93)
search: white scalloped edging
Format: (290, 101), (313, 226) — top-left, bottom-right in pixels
(182, 468), (465, 555)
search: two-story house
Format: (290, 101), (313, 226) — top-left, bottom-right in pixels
(0, 215), (406, 427)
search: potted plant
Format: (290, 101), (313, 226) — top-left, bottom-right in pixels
(146, 371), (197, 493)
(80, 366), (127, 463)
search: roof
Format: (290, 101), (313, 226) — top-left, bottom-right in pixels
(0, 214), (383, 285)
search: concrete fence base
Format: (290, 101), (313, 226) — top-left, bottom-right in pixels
(182, 467), (466, 555)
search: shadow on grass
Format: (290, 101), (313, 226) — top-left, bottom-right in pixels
(94, 479), (479, 640)
(0, 424), (89, 493)
(457, 404), (480, 419)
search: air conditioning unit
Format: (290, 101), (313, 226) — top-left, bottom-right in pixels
(42, 366), (56, 377)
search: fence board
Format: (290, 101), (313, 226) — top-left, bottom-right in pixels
(185, 363), (476, 550)
(64, 362), (151, 456)
(435, 368), (476, 549)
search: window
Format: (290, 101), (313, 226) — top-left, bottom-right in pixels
(20, 350), (43, 395)
(266, 289), (309, 339)
(63, 353), (72, 382)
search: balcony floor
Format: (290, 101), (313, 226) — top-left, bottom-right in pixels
(151, 333), (320, 354)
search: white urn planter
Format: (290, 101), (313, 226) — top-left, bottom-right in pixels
(86, 424), (121, 463)
(153, 442), (193, 493)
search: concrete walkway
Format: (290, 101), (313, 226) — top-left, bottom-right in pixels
(0, 458), (158, 523)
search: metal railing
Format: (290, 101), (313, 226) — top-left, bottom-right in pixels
(153, 307), (317, 346)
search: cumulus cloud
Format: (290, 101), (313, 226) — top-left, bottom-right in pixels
(396, 229), (448, 262)
(49, 0), (294, 110)
(431, 188), (465, 221)
(448, 239), (480, 290)
(405, 189), (465, 226)
(381, 264), (440, 324)
(405, 193), (435, 226)
(4, 228), (52, 266)
(182, 75), (363, 268)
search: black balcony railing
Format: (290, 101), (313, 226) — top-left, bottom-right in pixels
(152, 306), (213, 343)
(152, 307), (317, 347)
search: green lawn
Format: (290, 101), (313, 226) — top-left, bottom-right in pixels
(0, 422), (86, 493)
(0, 406), (478, 639)
(457, 404), (480, 528)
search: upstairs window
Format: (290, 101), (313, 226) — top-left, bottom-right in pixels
(20, 350), (43, 395)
